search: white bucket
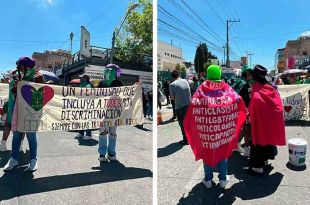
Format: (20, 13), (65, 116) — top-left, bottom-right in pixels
(288, 138), (307, 166)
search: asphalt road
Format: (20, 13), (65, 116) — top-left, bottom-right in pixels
(0, 120), (153, 205)
(158, 104), (310, 205)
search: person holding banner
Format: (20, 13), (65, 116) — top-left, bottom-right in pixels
(169, 70), (191, 145)
(184, 65), (247, 189)
(4, 57), (43, 171)
(97, 75), (123, 162)
(75, 74), (94, 140)
(248, 65), (286, 174)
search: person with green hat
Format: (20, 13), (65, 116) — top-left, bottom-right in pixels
(184, 64), (247, 189)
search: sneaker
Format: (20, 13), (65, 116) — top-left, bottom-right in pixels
(178, 140), (188, 145)
(75, 133), (83, 138)
(82, 135), (92, 140)
(251, 167), (263, 174)
(98, 155), (108, 162)
(219, 175), (230, 188)
(107, 155), (117, 162)
(3, 158), (18, 171)
(25, 159), (37, 172)
(202, 179), (212, 189)
(0, 141), (7, 152)
(233, 143), (243, 152)
(19, 144), (24, 152)
(242, 146), (250, 158)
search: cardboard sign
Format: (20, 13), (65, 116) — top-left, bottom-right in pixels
(278, 85), (310, 121)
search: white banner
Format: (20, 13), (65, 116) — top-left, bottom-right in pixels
(278, 84), (310, 121)
(0, 83), (9, 108)
(84, 65), (105, 81)
(14, 81), (143, 132)
(80, 26), (91, 57)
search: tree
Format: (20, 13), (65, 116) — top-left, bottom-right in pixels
(194, 43), (218, 75)
(181, 67), (186, 72)
(115, 0), (152, 65)
(175, 63), (181, 71)
(194, 43), (208, 75)
(183, 61), (192, 68)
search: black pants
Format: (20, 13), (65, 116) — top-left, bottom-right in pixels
(158, 97), (162, 110)
(176, 105), (189, 142)
(250, 144), (277, 168)
(171, 100), (176, 118)
(165, 93), (170, 104)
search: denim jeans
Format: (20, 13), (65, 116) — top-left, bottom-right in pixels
(12, 131), (37, 160)
(146, 102), (153, 117)
(98, 126), (117, 156)
(203, 159), (227, 181)
(79, 129), (92, 137)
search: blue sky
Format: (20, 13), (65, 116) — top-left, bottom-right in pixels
(158, 0), (310, 70)
(0, 0), (133, 72)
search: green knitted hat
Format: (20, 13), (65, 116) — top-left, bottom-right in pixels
(206, 65), (222, 82)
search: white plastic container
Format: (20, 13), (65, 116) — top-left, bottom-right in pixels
(288, 138), (307, 166)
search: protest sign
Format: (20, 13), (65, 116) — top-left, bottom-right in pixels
(278, 84), (310, 121)
(0, 83), (9, 108)
(14, 81), (143, 132)
(184, 81), (247, 167)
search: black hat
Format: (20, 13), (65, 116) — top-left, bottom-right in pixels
(251, 64), (271, 84)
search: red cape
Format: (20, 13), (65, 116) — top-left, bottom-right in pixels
(184, 81), (247, 167)
(248, 82), (286, 146)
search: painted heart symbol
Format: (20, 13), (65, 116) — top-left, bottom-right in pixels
(21, 85), (54, 111)
(284, 105), (292, 113)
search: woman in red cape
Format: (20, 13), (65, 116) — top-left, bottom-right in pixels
(248, 65), (286, 174)
(184, 65), (247, 189)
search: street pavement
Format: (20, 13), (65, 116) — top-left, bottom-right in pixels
(158, 103), (310, 205)
(0, 120), (153, 205)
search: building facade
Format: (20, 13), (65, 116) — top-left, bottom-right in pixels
(157, 41), (184, 71)
(275, 48), (285, 73)
(32, 49), (71, 71)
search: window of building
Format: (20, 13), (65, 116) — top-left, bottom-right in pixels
(303, 51), (307, 55)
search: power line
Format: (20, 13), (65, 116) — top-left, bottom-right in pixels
(158, 5), (225, 50)
(179, 0), (225, 44)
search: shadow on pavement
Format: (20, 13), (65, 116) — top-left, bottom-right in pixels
(0, 150), (32, 168)
(158, 142), (183, 158)
(0, 161), (152, 201)
(178, 153), (284, 205)
(134, 125), (152, 132)
(285, 120), (310, 127)
(76, 138), (98, 146)
(159, 119), (177, 126)
(286, 162), (307, 171)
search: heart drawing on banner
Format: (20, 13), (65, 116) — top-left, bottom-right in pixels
(284, 105), (292, 113)
(21, 85), (54, 111)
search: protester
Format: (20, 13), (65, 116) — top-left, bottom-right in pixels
(184, 65), (247, 189)
(97, 75), (123, 162)
(248, 65), (286, 174)
(4, 57), (43, 171)
(190, 76), (200, 95)
(146, 90), (153, 120)
(75, 74), (94, 140)
(169, 70), (191, 145)
(163, 80), (171, 105)
(230, 65), (252, 156)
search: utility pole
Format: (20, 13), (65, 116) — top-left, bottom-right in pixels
(245, 51), (254, 67)
(223, 44), (226, 67)
(226, 19), (240, 69)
